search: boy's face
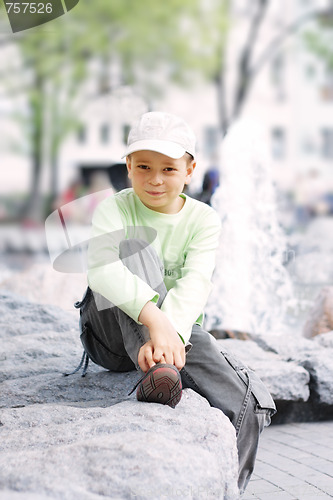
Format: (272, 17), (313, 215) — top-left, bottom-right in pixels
(126, 150), (196, 214)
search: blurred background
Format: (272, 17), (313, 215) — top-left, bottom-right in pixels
(0, 0), (332, 334)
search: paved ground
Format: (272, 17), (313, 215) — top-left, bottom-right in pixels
(244, 421), (333, 499)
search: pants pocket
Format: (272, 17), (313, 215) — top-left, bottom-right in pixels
(248, 368), (277, 417)
(220, 348), (277, 418)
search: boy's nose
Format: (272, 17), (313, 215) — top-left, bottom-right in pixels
(149, 173), (163, 185)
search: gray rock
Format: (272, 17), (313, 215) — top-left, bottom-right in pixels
(217, 339), (310, 402)
(0, 291), (239, 499)
(252, 333), (333, 405)
(0, 395), (239, 500)
(0, 262), (87, 315)
(314, 331), (333, 348)
(0, 291), (78, 337)
(0, 492), (51, 500)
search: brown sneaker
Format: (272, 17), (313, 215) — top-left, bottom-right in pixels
(135, 363), (182, 408)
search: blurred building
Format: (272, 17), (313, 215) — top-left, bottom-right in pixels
(1, 0), (333, 213)
(223, 0), (333, 214)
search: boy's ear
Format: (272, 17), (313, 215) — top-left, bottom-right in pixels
(184, 160), (196, 185)
(126, 156), (132, 179)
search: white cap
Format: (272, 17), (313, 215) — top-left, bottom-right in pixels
(122, 112), (196, 159)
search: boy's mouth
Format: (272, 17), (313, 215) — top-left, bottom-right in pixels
(146, 191), (165, 196)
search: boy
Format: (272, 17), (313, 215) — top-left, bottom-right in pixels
(77, 112), (276, 494)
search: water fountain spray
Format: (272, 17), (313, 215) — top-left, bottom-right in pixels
(205, 118), (295, 335)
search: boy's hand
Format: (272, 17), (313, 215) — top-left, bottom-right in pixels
(138, 301), (186, 373)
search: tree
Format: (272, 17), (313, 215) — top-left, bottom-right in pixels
(214, 1), (333, 137)
(0, 0), (229, 221)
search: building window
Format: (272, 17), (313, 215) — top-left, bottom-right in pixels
(123, 124), (131, 145)
(77, 125), (86, 144)
(270, 53), (285, 100)
(301, 134), (315, 155)
(204, 126), (219, 157)
(321, 128), (333, 159)
(100, 124), (110, 144)
(271, 128), (286, 160)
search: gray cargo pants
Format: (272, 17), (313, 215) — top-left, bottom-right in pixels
(79, 239), (276, 495)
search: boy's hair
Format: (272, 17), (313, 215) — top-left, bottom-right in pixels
(122, 112), (196, 160)
(185, 152), (195, 165)
(127, 151), (194, 166)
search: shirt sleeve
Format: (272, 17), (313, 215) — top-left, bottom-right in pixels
(87, 195), (159, 322)
(160, 208), (221, 344)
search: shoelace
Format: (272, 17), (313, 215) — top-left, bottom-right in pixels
(63, 350), (89, 378)
(128, 371), (146, 395)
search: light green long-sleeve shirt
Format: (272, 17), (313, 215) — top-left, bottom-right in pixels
(87, 188), (221, 345)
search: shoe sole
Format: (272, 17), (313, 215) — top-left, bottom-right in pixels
(137, 363), (182, 408)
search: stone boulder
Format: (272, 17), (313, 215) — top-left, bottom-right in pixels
(252, 332), (333, 406)
(0, 394), (239, 500)
(216, 339), (310, 402)
(0, 261), (87, 315)
(314, 331), (333, 349)
(0, 291), (239, 500)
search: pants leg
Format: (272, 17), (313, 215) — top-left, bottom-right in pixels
(180, 324), (275, 494)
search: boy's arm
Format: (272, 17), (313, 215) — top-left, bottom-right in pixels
(137, 301), (185, 372)
(136, 207), (221, 372)
(160, 209), (221, 345)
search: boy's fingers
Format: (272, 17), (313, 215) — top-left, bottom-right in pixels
(138, 359), (149, 372)
(152, 347), (164, 363)
(173, 350), (185, 371)
(144, 345), (156, 369)
(155, 345), (172, 365)
(163, 351), (173, 365)
(138, 343), (155, 372)
(159, 355), (166, 364)
(138, 349), (149, 372)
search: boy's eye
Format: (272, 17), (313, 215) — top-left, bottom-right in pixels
(164, 167), (175, 172)
(137, 165), (149, 170)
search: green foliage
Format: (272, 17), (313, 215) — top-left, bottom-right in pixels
(303, 18), (333, 72)
(6, 0), (229, 94)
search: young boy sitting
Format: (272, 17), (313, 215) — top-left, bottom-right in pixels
(76, 111), (276, 494)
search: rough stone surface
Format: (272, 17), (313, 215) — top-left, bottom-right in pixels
(0, 395), (239, 500)
(0, 291), (239, 500)
(251, 332), (333, 406)
(216, 339), (310, 402)
(314, 330), (333, 348)
(0, 261), (87, 315)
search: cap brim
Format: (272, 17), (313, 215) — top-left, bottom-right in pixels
(122, 139), (186, 159)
